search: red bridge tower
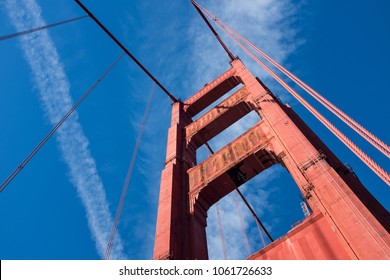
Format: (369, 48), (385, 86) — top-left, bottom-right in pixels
(153, 59), (390, 260)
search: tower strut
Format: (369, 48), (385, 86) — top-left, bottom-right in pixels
(205, 144), (274, 242)
(233, 191), (252, 255)
(198, 5), (390, 159)
(74, 0), (178, 103)
(195, 1), (390, 186)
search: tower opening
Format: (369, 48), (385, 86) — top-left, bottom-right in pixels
(206, 164), (306, 259)
(196, 110), (260, 163)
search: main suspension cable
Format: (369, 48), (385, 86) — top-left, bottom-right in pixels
(203, 8), (390, 159)
(213, 20), (390, 185)
(0, 52), (125, 193)
(74, 0), (178, 103)
(194, 1), (390, 186)
(190, 0), (235, 61)
(0, 15), (88, 41)
(105, 83), (155, 260)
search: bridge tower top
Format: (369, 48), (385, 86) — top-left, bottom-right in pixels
(153, 58), (390, 260)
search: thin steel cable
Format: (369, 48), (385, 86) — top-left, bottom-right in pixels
(104, 83), (155, 260)
(198, 4), (390, 252)
(0, 15), (88, 41)
(256, 220), (266, 249)
(194, 1), (390, 184)
(235, 188), (274, 242)
(233, 191), (251, 256)
(216, 16), (390, 159)
(195, 2), (390, 254)
(204, 144), (274, 242)
(74, 0), (178, 103)
(216, 203), (228, 260)
(206, 146), (228, 259)
(199, 9), (390, 186)
(231, 29), (390, 185)
(0, 52), (125, 193)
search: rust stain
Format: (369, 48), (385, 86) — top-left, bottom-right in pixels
(187, 122), (269, 191)
(185, 87), (250, 139)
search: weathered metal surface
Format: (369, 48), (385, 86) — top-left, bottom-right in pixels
(188, 121), (271, 194)
(185, 87), (253, 148)
(154, 58), (390, 260)
(184, 66), (241, 117)
(248, 213), (352, 260)
(186, 87), (250, 139)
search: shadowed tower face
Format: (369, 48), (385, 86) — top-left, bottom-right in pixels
(153, 59), (390, 260)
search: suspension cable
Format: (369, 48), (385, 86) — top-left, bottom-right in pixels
(216, 203), (228, 260)
(204, 144), (274, 241)
(256, 218), (267, 249)
(233, 191), (251, 256)
(194, 3), (390, 159)
(205, 146), (228, 259)
(105, 83), (155, 260)
(190, 0), (235, 61)
(0, 15), (89, 41)
(0, 52), (125, 193)
(235, 188), (274, 242)
(193, 2), (390, 186)
(211, 19), (390, 186)
(74, 0), (178, 103)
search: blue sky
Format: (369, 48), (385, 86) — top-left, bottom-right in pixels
(0, 0), (389, 260)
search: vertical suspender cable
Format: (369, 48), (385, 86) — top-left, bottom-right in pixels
(206, 146), (228, 259)
(0, 52), (125, 192)
(256, 219), (267, 248)
(233, 191), (252, 256)
(215, 203), (228, 260)
(218, 22), (390, 186)
(190, 0), (235, 61)
(105, 83), (155, 260)
(193, 0), (276, 241)
(235, 188), (274, 242)
(0, 15), (89, 41)
(209, 13), (390, 159)
(205, 144), (274, 242)
(194, 2), (390, 186)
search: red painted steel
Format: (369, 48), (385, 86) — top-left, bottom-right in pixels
(153, 59), (390, 260)
(248, 213), (352, 260)
(195, 1), (390, 159)
(221, 23), (390, 186)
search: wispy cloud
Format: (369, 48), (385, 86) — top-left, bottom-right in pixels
(206, 166), (283, 259)
(110, 0), (302, 259)
(189, 0), (301, 101)
(122, 86), (172, 259)
(5, 0), (126, 259)
(190, 0), (302, 259)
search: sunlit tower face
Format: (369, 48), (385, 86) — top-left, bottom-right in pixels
(153, 59), (390, 260)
